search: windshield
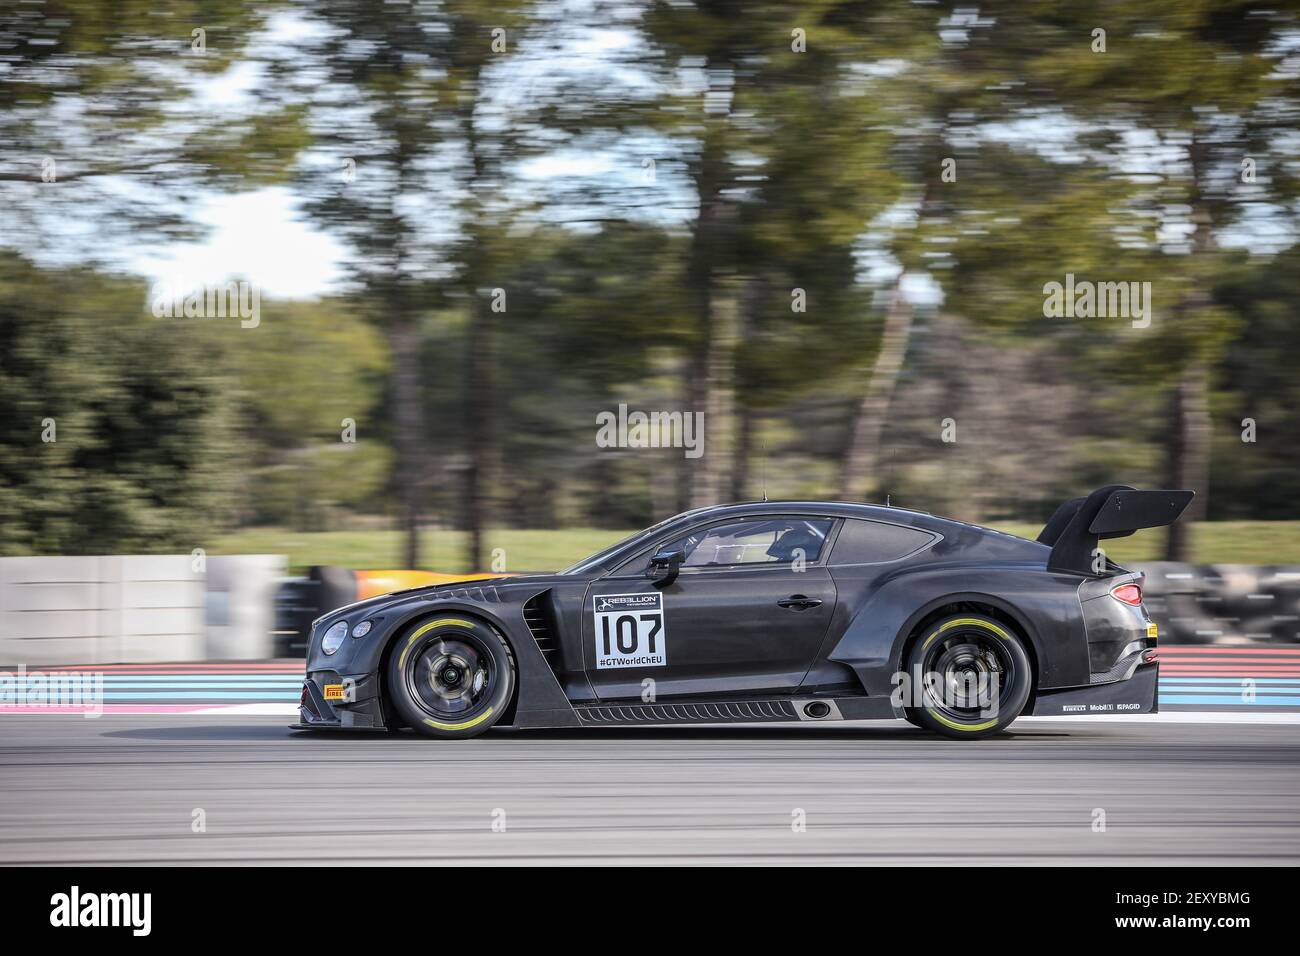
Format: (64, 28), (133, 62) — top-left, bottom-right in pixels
(560, 506), (714, 574)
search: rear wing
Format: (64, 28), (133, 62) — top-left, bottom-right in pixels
(1036, 484), (1194, 575)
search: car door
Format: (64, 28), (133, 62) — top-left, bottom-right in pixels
(582, 515), (840, 701)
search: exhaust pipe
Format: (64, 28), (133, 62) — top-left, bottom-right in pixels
(803, 701), (831, 719)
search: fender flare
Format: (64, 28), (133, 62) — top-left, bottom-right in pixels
(376, 602), (521, 722)
(887, 590), (1042, 679)
(828, 571), (1054, 699)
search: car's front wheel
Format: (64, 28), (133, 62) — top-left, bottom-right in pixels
(386, 615), (515, 739)
(903, 614), (1032, 739)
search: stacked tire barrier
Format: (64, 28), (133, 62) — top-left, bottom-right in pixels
(1140, 563), (1300, 645)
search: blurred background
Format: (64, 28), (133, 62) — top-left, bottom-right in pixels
(1, 0), (1299, 597)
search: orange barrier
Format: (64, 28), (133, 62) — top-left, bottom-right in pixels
(353, 569), (507, 600)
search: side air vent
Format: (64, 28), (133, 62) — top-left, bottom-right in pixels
(522, 592), (558, 660)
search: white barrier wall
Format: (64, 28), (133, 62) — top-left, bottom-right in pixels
(205, 555), (287, 660)
(0, 554), (285, 666)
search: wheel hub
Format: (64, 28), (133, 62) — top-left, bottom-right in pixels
(927, 635), (1006, 715)
(410, 637), (493, 719)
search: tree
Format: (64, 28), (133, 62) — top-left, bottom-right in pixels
(1213, 246), (1300, 519)
(995, 0), (1300, 557)
(636, 0), (916, 505)
(260, 0), (530, 569)
(221, 299), (390, 529)
(0, 2), (300, 257)
(0, 252), (237, 554)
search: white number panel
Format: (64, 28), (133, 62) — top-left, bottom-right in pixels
(592, 592), (668, 669)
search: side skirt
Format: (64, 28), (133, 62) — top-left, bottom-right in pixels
(571, 696), (896, 726)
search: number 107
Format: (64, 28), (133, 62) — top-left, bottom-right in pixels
(600, 614), (661, 655)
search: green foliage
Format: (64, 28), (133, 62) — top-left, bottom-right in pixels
(0, 1), (277, 252)
(0, 252), (237, 554)
(2, 0), (1299, 557)
(219, 299), (391, 529)
(209, 520), (1300, 574)
(1211, 246), (1300, 519)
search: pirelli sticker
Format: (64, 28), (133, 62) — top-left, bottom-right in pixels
(593, 592), (667, 669)
(1147, 622), (1158, 640)
(323, 683), (346, 701)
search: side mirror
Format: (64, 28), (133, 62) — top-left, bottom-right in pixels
(648, 548), (684, 588)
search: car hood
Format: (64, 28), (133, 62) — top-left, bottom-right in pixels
(313, 571), (582, 626)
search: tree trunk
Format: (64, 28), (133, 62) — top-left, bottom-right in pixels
(391, 317), (424, 568)
(839, 279), (914, 500)
(675, 350), (694, 516)
(1164, 153), (1215, 562)
(684, 80), (736, 509)
(463, 289), (494, 572)
(731, 398), (753, 502)
(381, 122), (426, 569)
(649, 454), (677, 523)
(1163, 361), (1210, 561)
(728, 280), (758, 502)
(690, 279), (737, 506)
(460, 104), (492, 573)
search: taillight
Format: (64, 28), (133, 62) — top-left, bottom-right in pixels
(1111, 583), (1143, 606)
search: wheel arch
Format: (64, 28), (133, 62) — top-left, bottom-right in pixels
(377, 605), (523, 728)
(892, 593), (1042, 702)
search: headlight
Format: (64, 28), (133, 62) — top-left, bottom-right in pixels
(352, 620), (372, 638)
(320, 621), (348, 655)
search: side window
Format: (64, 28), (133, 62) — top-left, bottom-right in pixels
(828, 518), (935, 565)
(663, 518), (835, 569)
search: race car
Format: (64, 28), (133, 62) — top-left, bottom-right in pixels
(293, 484), (1192, 739)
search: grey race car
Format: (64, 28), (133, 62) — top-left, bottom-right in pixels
(293, 484), (1191, 739)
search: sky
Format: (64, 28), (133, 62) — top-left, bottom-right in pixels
(130, 187), (347, 300)
(125, 7), (653, 302)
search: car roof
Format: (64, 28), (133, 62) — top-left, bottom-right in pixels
(654, 500), (1036, 544)
(565, 499), (1043, 575)
(687, 499), (938, 526)
(703, 499), (927, 517)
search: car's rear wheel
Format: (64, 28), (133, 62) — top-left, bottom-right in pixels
(903, 614), (1032, 739)
(386, 615), (514, 739)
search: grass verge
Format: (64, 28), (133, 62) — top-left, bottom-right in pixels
(211, 521), (1300, 574)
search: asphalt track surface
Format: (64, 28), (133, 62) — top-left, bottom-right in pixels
(1, 716), (1298, 865)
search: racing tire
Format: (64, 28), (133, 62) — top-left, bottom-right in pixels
(386, 615), (515, 739)
(903, 614), (1032, 739)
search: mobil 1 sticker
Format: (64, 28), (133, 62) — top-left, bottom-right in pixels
(593, 592), (667, 669)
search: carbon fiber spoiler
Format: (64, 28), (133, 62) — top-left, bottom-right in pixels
(1036, 484), (1194, 575)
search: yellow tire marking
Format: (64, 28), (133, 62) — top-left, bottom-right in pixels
(922, 616), (1012, 650)
(423, 706), (494, 732)
(397, 618), (476, 670)
(927, 708), (999, 733)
